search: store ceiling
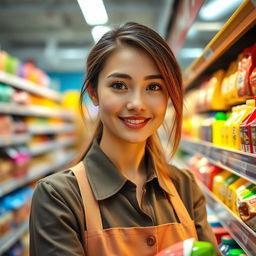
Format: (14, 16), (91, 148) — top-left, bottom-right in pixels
(0, 0), (243, 73)
(0, 0), (172, 72)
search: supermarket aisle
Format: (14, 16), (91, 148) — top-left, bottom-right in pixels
(0, 0), (256, 255)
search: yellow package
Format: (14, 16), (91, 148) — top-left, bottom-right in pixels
(230, 100), (254, 150)
(223, 106), (240, 147)
(220, 174), (239, 204)
(235, 182), (255, 215)
(226, 177), (247, 212)
(208, 70), (228, 111)
(212, 170), (231, 199)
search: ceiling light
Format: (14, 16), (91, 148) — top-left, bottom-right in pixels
(199, 0), (242, 21)
(77, 0), (108, 25)
(91, 26), (111, 43)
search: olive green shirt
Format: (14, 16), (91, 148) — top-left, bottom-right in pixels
(29, 139), (219, 255)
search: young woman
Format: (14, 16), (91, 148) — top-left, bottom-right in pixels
(30, 22), (221, 255)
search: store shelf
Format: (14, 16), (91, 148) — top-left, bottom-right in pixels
(199, 182), (256, 256)
(0, 134), (30, 147)
(0, 220), (29, 254)
(29, 137), (75, 156)
(180, 137), (256, 184)
(0, 71), (62, 102)
(183, 0), (256, 90)
(0, 151), (76, 198)
(0, 102), (74, 120)
(28, 124), (75, 135)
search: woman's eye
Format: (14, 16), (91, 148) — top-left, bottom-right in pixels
(147, 83), (162, 91)
(111, 82), (127, 90)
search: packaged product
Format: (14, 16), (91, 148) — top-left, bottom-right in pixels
(0, 115), (13, 136)
(0, 51), (8, 70)
(211, 227), (229, 245)
(155, 238), (217, 256)
(212, 170), (231, 199)
(230, 100), (254, 150)
(200, 164), (222, 191)
(228, 248), (247, 256)
(206, 70), (228, 110)
(0, 204), (14, 238)
(237, 43), (256, 97)
(212, 112), (227, 146)
(220, 174), (239, 204)
(223, 106), (240, 147)
(236, 182), (256, 231)
(228, 54), (245, 105)
(218, 235), (240, 256)
(4, 55), (20, 75)
(0, 83), (14, 103)
(249, 115), (256, 153)
(221, 61), (235, 103)
(240, 97), (256, 152)
(250, 66), (256, 93)
(226, 177), (247, 212)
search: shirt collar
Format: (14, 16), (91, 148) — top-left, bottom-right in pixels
(83, 138), (172, 200)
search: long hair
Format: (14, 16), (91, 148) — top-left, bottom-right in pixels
(79, 22), (183, 177)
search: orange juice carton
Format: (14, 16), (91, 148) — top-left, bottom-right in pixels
(220, 174), (239, 204)
(212, 170), (231, 199)
(226, 177), (247, 211)
(237, 43), (256, 97)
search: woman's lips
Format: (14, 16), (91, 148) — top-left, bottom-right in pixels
(119, 117), (151, 129)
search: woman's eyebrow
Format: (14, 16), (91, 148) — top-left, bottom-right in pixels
(107, 73), (132, 79)
(107, 73), (163, 80)
(144, 74), (163, 80)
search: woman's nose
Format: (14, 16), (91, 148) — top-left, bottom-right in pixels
(126, 91), (146, 112)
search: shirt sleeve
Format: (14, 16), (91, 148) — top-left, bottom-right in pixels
(190, 173), (222, 255)
(29, 180), (86, 256)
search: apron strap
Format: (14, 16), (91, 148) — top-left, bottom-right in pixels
(162, 173), (194, 226)
(71, 161), (103, 233)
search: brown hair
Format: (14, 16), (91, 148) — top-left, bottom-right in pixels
(79, 22), (183, 176)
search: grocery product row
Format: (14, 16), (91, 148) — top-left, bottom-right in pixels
(174, 153), (256, 256)
(183, 97), (256, 154)
(0, 51), (81, 255)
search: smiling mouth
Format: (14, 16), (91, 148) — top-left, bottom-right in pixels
(119, 117), (151, 129)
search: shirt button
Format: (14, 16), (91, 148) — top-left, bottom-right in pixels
(146, 235), (156, 246)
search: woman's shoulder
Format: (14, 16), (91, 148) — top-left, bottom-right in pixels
(39, 168), (78, 189)
(34, 168), (82, 207)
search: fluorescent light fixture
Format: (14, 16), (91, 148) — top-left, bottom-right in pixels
(91, 26), (111, 43)
(199, 0), (242, 21)
(187, 22), (223, 38)
(179, 48), (203, 59)
(77, 0), (108, 25)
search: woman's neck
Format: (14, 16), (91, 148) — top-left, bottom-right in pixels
(99, 132), (147, 181)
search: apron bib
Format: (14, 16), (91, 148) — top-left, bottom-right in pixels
(72, 161), (198, 256)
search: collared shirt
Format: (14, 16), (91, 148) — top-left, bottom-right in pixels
(29, 139), (219, 255)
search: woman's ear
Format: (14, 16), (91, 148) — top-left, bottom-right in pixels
(86, 80), (99, 106)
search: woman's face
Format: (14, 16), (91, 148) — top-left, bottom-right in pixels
(92, 45), (169, 144)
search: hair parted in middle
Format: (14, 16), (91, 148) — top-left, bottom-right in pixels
(79, 22), (183, 176)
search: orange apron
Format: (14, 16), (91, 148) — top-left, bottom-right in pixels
(72, 161), (198, 256)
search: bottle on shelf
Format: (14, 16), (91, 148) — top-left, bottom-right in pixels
(218, 235), (240, 256)
(212, 112), (227, 146)
(228, 248), (247, 256)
